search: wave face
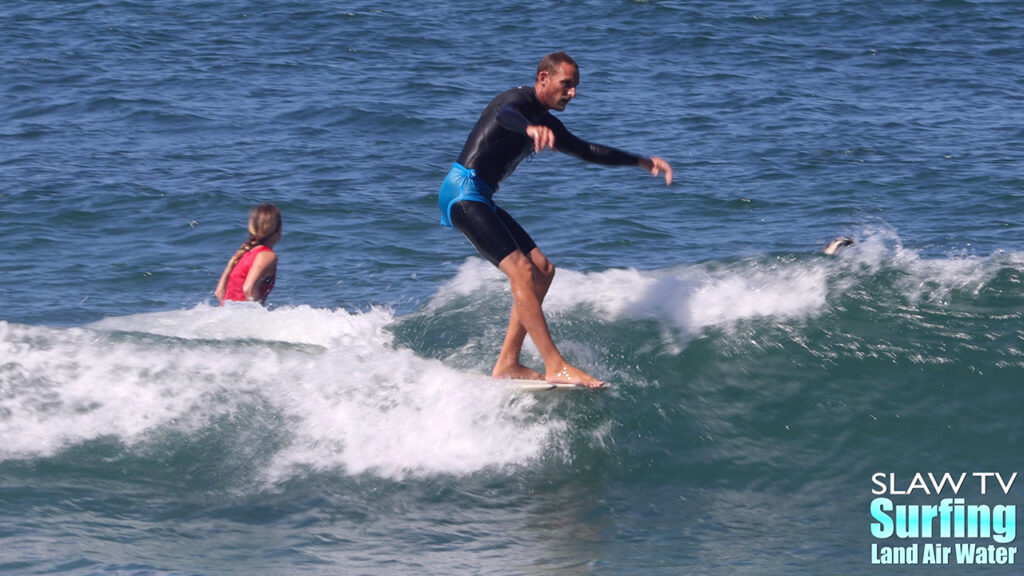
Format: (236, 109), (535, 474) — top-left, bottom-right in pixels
(5, 228), (1021, 572)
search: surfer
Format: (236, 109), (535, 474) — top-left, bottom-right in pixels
(438, 52), (673, 387)
(215, 203), (281, 305)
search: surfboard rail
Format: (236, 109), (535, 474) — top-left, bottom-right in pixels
(508, 379), (609, 392)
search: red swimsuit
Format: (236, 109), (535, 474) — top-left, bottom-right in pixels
(222, 245), (275, 303)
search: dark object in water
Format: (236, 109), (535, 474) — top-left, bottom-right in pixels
(823, 236), (854, 255)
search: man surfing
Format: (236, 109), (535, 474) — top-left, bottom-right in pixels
(438, 52), (673, 388)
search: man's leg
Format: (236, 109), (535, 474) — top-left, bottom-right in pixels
(496, 249), (602, 387)
(450, 200), (602, 386)
(492, 247), (553, 379)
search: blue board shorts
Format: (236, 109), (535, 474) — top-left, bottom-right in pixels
(438, 162), (495, 227)
(438, 162), (537, 266)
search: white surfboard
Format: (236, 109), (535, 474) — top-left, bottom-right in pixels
(509, 379), (609, 392)
(457, 370), (608, 391)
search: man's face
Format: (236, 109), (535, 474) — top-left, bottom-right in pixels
(536, 62), (579, 111)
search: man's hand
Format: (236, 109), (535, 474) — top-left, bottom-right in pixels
(525, 125), (556, 153)
(641, 156), (673, 185)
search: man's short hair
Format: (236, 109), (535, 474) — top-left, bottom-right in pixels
(537, 52), (578, 79)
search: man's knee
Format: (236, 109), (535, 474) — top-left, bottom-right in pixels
(536, 259), (555, 284)
(529, 251), (555, 283)
(499, 251), (534, 283)
(502, 249), (554, 287)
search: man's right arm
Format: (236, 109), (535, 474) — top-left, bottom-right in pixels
(496, 103), (530, 134)
(498, 103), (557, 154)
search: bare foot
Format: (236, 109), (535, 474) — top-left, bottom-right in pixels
(493, 362), (544, 381)
(546, 363), (605, 388)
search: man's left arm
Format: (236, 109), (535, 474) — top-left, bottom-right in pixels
(550, 118), (673, 185)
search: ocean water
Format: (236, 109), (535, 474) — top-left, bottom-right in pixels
(2, 1), (1022, 574)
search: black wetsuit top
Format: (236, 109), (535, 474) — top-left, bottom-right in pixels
(456, 86), (642, 191)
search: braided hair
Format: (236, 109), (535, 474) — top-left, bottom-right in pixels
(224, 203), (281, 275)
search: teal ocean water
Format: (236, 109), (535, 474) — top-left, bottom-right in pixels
(2, 1), (1022, 574)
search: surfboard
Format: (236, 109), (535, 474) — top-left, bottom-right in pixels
(509, 379), (609, 392)
(457, 370), (609, 391)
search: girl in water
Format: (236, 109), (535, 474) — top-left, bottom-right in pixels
(215, 203), (281, 305)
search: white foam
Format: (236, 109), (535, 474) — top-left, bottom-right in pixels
(838, 226), (1016, 305)
(90, 302), (395, 349)
(0, 307), (571, 482)
(263, 351), (560, 483)
(422, 257), (507, 312)
(0, 321), (233, 457)
(440, 255), (830, 336)
(434, 226), (1019, 337)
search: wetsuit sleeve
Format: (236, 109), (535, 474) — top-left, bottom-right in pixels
(496, 103), (531, 134)
(546, 115), (643, 166)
